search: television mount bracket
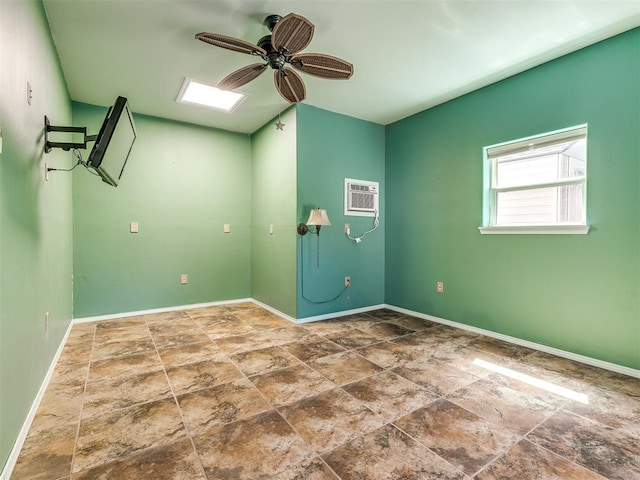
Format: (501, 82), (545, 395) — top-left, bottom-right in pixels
(44, 116), (97, 153)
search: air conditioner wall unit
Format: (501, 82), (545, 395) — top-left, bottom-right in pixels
(344, 178), (379, 217)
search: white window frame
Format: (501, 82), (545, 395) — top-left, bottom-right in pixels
(479, 125), (590, 235)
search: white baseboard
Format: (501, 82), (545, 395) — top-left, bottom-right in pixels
(250, 299), (297, 323)
(73, 298), (253, 324)
(293, 304), (387, 324)
(1, 320), (74, 480)
(250, 300), (386, 324)
(77, 298), (638, 379)
(385, 304), (640, 379)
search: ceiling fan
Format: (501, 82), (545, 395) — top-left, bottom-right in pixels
(195, 13), (354, 104)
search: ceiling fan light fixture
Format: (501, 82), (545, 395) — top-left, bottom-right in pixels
(176, 78), (245, 112)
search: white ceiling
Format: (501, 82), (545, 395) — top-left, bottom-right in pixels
(43, 1), (640, 134)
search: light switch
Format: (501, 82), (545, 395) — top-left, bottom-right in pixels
(224, 223), (230, 233)
(130, 222), (139, 233)
(269, 224), (274, 235)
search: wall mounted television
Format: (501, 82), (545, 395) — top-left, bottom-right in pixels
(87, 96), (137, 187)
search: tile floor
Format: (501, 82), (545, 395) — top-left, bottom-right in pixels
(9, 303), (640, 479)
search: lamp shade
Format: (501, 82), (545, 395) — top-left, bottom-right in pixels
(306, 208), (331, 226)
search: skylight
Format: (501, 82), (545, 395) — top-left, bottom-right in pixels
(176, 78), (245, 112)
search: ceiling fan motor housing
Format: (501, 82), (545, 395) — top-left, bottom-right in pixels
(258, 35), (286, 70)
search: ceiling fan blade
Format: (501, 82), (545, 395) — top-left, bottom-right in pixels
(271, 13), (314, 55)
(289, 53), (354, 80)
(274, 67), (306, 103)
(195, 32), (266, 56)
(218, 63), (268, 90)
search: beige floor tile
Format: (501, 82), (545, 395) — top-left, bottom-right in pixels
(82, 370), (173, 419)
(282, 335), (346, 362)
(193, 410), (313, 478)
(324, 328), (381, 350)
(11, 423), (77, 480)
(250, 363), (335, 407)
(448, 378), (559, 435)
(393, 357), (479, 396)
(91, 337), (156, 361)
(322, 424), (465, 480)
(177, 378), (271, 435)
(71, 438), (206, 480)
(157, 341), (224, 367)
(342, 370), (437, 422)
(395, 399), (520, 476)
(309, 351), (383, 386)
(73, 398), (186, 473)
(477, 439), (606, 480)
(87, 351), (162, 383)
(527, 410), (640, 479)
(165, 358), (243, 395)
(151, 331), (212, 349)
(230, 345), (301, 377)
(279, 388), (384, 453)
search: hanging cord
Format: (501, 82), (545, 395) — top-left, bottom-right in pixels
(47, 149), (100, 176)
(300, 233), (348, 304)
(346, 209), (379, 243)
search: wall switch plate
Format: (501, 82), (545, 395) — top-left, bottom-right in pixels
(269, 224), (274, 235)
(345, 276), (351, 287)
(45, 311), (49, 331)
(180, 274), (188, 285)
(436, 281), (444, 293)
(130, 222), (139, 233)
(224, 224), (230, 233)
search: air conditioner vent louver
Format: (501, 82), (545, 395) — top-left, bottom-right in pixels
(344, 178), (379, 217)
(350, 191), (375, 210)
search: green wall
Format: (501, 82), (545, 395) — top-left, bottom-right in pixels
(385, 28), (640, 370)
(296, 104), (385, 318)
(0, 0), (74, 469)
(72, 104), (252, 317)
(250, 108), (298, 317)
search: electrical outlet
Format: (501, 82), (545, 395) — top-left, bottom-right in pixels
(344, 223), (350, 234)
(224, 224), (230, 233)
(130, 222), (139, 233)
(345, 276), (351, 287)
(436, 281), (444, 293)
(180, 274), (188, 285)
(269, 224), (274, 235)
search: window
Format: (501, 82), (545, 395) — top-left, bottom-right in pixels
(479, 125), (589, 234)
